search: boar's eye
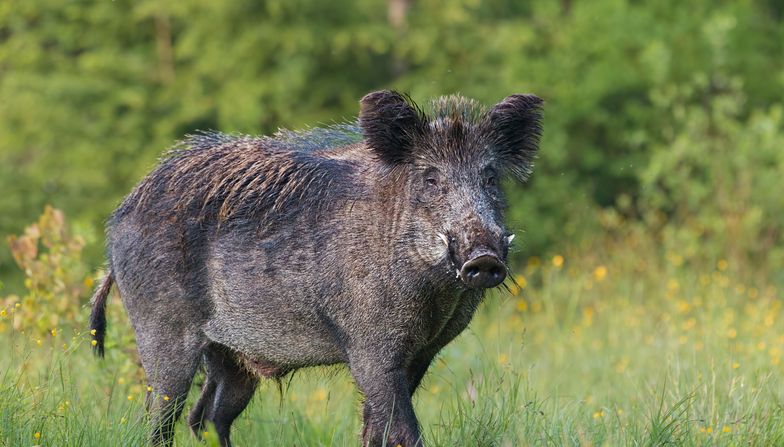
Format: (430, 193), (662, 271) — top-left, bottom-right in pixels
(423, 167), (441, 189)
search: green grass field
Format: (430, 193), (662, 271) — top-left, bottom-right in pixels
(2, 241), (782, 446)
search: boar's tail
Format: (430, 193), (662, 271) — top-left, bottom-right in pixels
(89, 270), (114, 358)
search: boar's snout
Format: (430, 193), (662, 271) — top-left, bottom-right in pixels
(459, 249), (507, 289)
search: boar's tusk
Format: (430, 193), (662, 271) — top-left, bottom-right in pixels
(436, 232), (449, 247)
(506, 234), (515, 244)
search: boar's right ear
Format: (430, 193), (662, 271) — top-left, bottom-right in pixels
(487, 94), (543, 181)
(359, 90), (426, 165)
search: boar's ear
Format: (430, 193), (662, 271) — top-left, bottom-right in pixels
(359, 90), (426, 165)
(487, 94), (543, 181)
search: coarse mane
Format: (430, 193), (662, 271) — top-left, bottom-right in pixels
(428, 95), (487, 125)
(114, 124), (365, 229)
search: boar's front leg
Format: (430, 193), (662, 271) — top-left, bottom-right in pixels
(350, 357), (422, 446)
(408, 295), (483, 396)
(406, 350), (438, 396)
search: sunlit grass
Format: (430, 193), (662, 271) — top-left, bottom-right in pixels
(1, 243), (782, 446)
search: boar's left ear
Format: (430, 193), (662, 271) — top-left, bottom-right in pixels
(486, 94), (543, 181)
(359, 90), (426, 165)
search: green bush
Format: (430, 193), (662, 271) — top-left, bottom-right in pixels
(639, 74), (784, 270)
(1, 206), (89, 336)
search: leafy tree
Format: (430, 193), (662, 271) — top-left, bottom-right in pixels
(1, 0), (782, 286)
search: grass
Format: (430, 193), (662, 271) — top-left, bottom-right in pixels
(1, 242), (783, 446)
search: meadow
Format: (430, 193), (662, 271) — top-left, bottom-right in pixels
(2, 1), (782, 445)
(1, 208), (782, 446)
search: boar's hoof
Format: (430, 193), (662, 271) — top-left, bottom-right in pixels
(460, 253), (506, 288)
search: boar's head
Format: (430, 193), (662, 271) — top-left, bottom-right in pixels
(359, 90), (543, 290)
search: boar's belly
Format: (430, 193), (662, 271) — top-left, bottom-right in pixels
(203, 311), (346, 368)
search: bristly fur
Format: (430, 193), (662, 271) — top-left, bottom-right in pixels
(113, 126), (365, 229)
(274, 123), (363, 152)
(429, 95), (487, 124)
(89, 270), (113, 358)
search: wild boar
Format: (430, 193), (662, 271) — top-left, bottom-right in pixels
(90, 90), (543, 446)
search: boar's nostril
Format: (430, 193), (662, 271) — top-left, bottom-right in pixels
(459, 254), (507, 289)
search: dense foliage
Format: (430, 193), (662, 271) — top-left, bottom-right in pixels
(1, 0), (782, 287)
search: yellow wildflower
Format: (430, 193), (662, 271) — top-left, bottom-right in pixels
(51, 328), (57, 337)
(667, 252), (684, 266)
(732, 362), (740, 369)
(90, 329), (97, 336)
(163, 395), (170, 401)
(552, 255), (564, 268)
(676, 301), (691, 314)
(34, 432), (41, 440)
(717, 259), (728, 271)
(593, 265), (607, 281)
(726, 328), (737, 339)
(91, 340), (98, 346)
(722, 425), (731, 433)
(127, 395), (134, 401)
(531, 301), (542, 313)
(312, 388), (328, 402)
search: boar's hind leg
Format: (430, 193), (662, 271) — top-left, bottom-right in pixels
(351, 359), (422, 447)
(188, 344), (258, 447)
(137, 332), (204, 447)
